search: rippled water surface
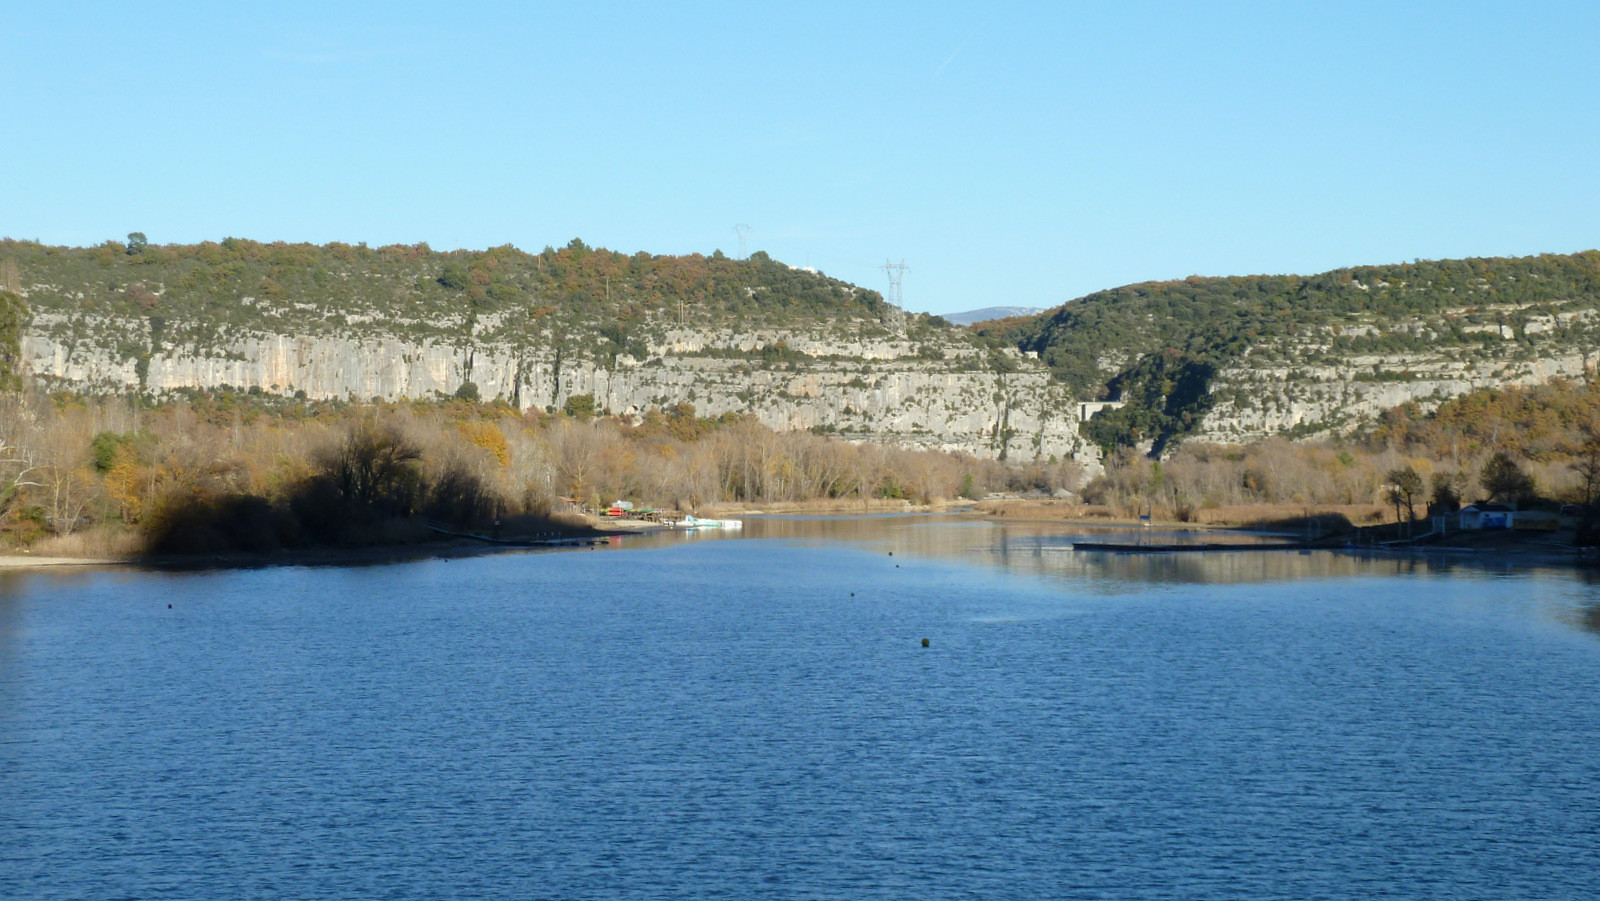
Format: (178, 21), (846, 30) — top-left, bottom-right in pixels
(4, 515), (1600, 899)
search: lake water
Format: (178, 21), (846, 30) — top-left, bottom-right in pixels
(4, 514), (1599, 899)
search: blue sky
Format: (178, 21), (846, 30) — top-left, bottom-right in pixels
(4, 1), (1598, 314)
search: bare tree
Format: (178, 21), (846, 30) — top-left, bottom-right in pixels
(0, 435), (40, 519)
(319, 418), (422, 512)
(0, 394), (42, 519)
(1571, 429), (1600, 509)
(548, 419), (608, 507)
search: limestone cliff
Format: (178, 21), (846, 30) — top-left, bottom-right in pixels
(1195, 339), (1594, 443)
(996, 252), (1600, 451)
(3, 238), (1100, 471)
(24, 238), (1595, 465)
(20, 312), (1097, 470)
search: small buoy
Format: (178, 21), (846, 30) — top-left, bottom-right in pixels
(895, 564), (900, 568)
(888, 552), (893, 556)
(921, 638), (930, 647)
(167, 604), (172, 609)
(850, 592), (855, 597)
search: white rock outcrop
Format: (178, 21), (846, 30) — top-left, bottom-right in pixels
(21, 317), (1100, 472)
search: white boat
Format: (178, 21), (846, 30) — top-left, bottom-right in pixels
(674, 515), (743, 530)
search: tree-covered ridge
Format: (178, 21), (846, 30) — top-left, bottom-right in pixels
(981, 251), (1600, 452)
(1, 236), (902, 357)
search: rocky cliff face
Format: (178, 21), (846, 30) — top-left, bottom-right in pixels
(24, 297), (1597, 468)
(1194, 333), (1595, 443)
(23, 240), (1598, 467)
(21, 313), (1100, 471)
(998, 252), (1600, 452)
(10, 237), (1108, 468)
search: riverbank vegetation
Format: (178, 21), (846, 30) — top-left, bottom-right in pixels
(0, 388), (1067, 558)
(6, 375), (1598, 558)
(1079, 376), (1600, 535)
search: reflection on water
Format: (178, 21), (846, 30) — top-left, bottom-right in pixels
(622, 512), (1578, 587)
(1566, 600), (1600, 637)
(617, 513), (1600, 640)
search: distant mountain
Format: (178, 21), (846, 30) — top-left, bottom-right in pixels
(942, 306), (1045, 326)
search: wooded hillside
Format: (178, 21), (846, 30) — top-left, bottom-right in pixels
(981, 252), (1600, 452)
(2, 236), (909, 361)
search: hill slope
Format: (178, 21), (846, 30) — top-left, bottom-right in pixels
(3, 237), (1092, 465)
(980, 252), (1600, 452)
(6, 237), (893, 356)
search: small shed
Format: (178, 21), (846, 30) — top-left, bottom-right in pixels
(1458, 504), (1515, 530)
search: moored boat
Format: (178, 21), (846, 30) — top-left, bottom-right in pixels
(672, 515), (744, 530)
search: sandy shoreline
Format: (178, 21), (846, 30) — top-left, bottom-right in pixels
(0, 555), (122, 569)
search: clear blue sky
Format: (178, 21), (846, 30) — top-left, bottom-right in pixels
(4, 1), (1598, 315)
